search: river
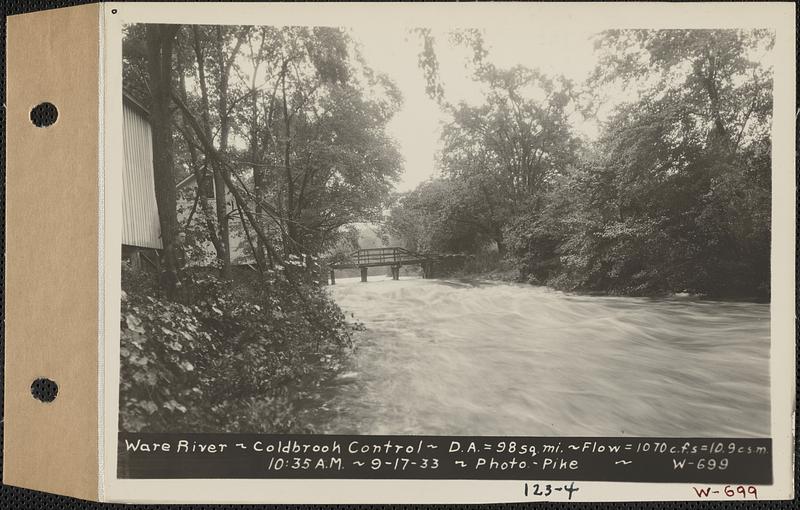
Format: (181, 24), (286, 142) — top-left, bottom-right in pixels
(306, 275), (770, 437)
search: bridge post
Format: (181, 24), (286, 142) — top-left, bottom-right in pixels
(422, 260), (434, 279)
(360, 266), (368, 283)
(391, 265), (400, 280)
(329, 269), (335, 285)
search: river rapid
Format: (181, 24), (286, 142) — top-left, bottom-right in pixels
(307, 276), (770, 437)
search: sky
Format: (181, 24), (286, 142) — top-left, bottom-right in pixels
(350, 25), (602, 191)
(188, 21), (775, 196)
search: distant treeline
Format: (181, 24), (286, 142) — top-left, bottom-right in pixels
(386, 30), (772, 299)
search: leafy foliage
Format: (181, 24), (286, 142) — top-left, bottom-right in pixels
(123, 24), (403, 276)
(389, 55), (581, 257)
(392, 28), (771, 299)
(119, 264), (356, 433)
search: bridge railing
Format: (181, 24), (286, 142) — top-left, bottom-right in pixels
(327, 247), (462, 282)
(348, 247), (434, 266)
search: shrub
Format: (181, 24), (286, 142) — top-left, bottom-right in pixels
(119, 263), (357, 433)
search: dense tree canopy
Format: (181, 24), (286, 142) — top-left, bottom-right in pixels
(387, 32), (581, 257)
(388, 28), (772, 298)
(124, 24), (402, 278)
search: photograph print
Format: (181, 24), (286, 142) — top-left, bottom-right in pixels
(118, 21), (774, 441)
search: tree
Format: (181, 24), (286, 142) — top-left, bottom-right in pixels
(176, 25), (249, 279)
(397, 28), (772, 298)
(396, 29), (580, 257)
(223, 27), (403, 263)
(439, 67), (579, 254)
(145, 24), (182, 294)
(536, 29), (774, 296)
(125, 25), (403, 278)
(240, 27), (271, 270)
(593, 29), (773, 160)
(385, 179), (485, 254)
(120, 23), (405, 434)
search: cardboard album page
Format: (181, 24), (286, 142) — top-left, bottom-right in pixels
(5, 3), (102, 501)
(5, 1), (796, 504)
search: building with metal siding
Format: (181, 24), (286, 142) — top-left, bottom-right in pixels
(122, 95), (162, 249)
(121, 93), (250, 268)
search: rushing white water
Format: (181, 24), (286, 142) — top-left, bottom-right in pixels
(309, 275), (770, 437)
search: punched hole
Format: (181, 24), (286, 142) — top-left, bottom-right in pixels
(31, 378), (58, 403)
(30, 102), (58, 127)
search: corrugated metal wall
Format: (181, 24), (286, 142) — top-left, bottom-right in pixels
(122, 100), (162, 249)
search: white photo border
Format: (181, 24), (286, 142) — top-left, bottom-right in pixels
(101, 1), (796, 503)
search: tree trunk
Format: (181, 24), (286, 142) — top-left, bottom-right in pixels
(171, 90), (289, 281)
(145, 24), (181, 296)
(214, 27), (234, 278)
(178, 73), (224, 261)
(496, 238), (507, 258)
(247, 43), (268, 271)
(192, 26), (231, 279)
(701, 55), (731, 158)
(280, 65), (299, 258)
(212, 170), (231, 276)
(251, 98), (268, 269)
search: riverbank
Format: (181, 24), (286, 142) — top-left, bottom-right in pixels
(446, 260), (768, 303)
(451, 266), (522, 284)
(119, 264), (357, 434)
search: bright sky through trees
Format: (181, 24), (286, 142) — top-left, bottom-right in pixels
(220, 24), (602, 193)
(351, 25), (600, 191)
(222, 23), (776, 194)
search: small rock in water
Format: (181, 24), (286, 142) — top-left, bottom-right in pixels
(336, 371), (359, 381)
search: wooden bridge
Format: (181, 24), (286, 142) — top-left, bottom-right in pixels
(329, 247), (441, 283)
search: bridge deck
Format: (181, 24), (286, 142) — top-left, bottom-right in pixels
(328, 247), (462, 282)
(330, 258), (432, 269)
(331, 247), (438, 268)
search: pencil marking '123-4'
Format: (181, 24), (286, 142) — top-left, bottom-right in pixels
(524, 482), (579, 500)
